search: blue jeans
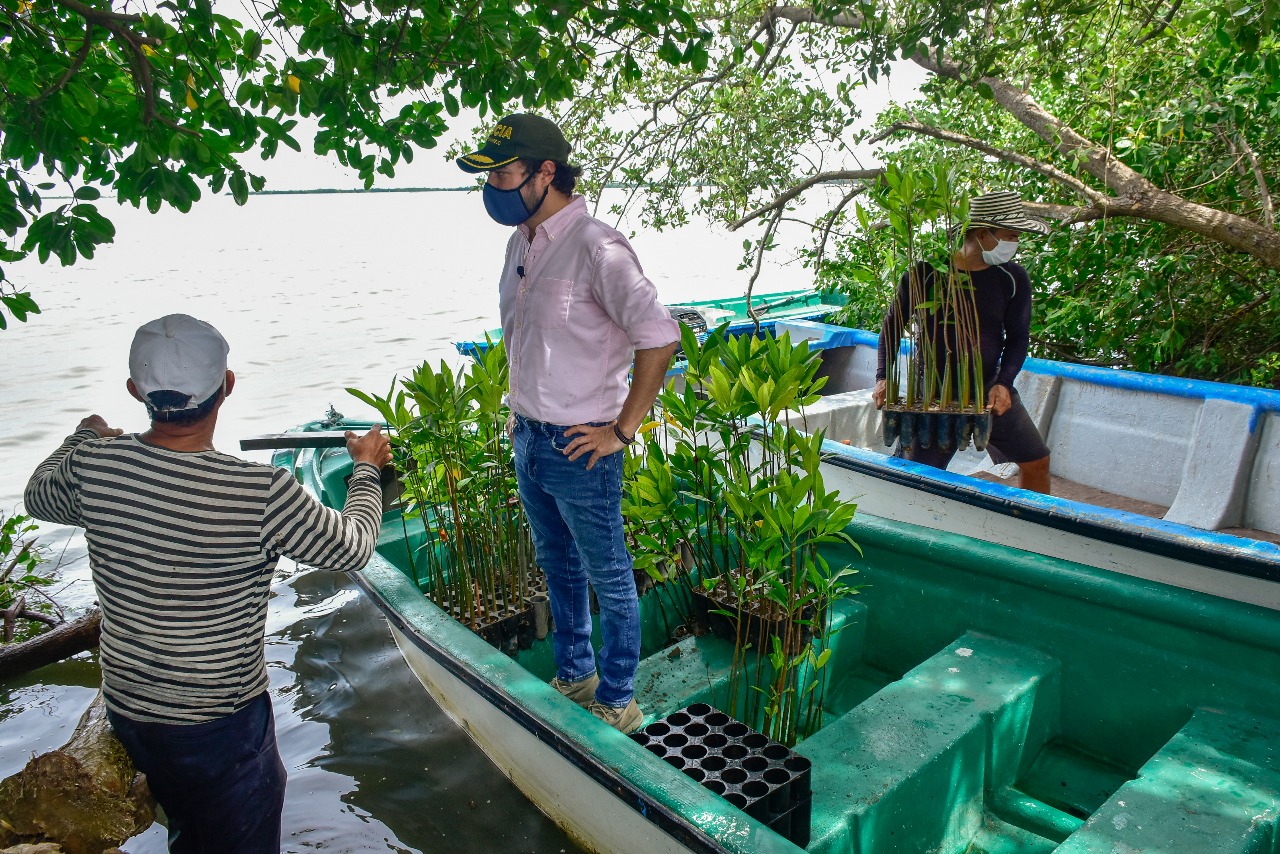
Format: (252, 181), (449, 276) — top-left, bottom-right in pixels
(513, 414), (639, 707)
(107, 692), (286, 853)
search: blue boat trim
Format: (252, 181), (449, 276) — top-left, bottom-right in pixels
(816, 439), (1280, 582)
(349, 570), (733, 854)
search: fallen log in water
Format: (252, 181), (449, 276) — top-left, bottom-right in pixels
(0, 692), (154, 854)
(0, 610), (100, 681)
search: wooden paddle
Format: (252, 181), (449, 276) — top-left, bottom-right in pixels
(240, 432), (403, 510)
(239, 431), (350, 451)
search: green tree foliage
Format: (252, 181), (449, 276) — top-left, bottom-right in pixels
(563, 0), (1279, 386)
(0, 0), (708, 327)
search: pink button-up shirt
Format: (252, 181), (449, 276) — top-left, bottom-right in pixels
(500, 196), (680, 426)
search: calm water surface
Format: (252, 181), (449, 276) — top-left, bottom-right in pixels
(0, 190), (806, 852)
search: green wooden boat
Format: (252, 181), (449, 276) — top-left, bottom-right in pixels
(265, 425), (1280, 854)
(454, 288), (845, 359)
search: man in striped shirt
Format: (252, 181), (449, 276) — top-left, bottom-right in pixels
(24, 314), (390, 853)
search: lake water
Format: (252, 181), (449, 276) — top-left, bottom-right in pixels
(0, 190), (808, 852)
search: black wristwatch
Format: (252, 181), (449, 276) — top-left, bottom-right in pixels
(612, 423), (635, 445)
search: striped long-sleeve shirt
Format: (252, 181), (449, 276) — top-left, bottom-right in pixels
(24, 429), (383, 724)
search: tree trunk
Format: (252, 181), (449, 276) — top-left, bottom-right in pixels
(0, 692), (154, 854)
(0, 610), (101, 681)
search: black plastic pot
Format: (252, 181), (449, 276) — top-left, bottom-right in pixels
(955, 412), (974, 451)
(473, 605), (537, 657)
(692, 589), (818, 654)
(899, 409), (917, 448)
(935, 412), (957, 451)
(916, 408), (935, 448)
(973, 410), (993, 451)
(881, 410), (901, 448)
(630, 703), (812, 848)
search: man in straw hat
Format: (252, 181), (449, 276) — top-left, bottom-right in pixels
(873, 190), (1053, 493)
(25, 313), (392, 851)
(457, 114), (679, 733)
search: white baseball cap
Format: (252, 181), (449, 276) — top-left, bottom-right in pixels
(129, 314), (230, 412)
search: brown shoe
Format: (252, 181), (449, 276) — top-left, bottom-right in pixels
(550, 673), (599, 707)
(588, 698), (644, 733)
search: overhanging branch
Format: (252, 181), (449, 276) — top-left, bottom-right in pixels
(873, 119), (1108, 205)
(34, 20), (95, 106)
(50, 0), (142, 26)
(766, 4), (864, 29)
(1021, 201), (1106, 224)
(749, 5), (1280, 267)
(730, 169), (881, 231)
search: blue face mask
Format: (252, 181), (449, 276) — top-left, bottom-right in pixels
(482, 170), (549, 226)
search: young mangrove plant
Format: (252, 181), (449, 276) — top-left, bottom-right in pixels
(348, 339), (539, 634)
(625, 323), (863, 745)
(855, 164), (994, 451)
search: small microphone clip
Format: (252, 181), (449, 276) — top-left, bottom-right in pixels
(517, 265), (526, 278)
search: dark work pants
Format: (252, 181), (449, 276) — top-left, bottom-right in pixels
(107, 692), (286, 854)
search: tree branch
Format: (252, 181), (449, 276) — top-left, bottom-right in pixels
(1235, 134), (1275, 230)
(19, 608), (61, 628)
(907, 48), (1280, 267)
(1030, 334), (1126, 367)
(1134, 0), (1182, 46)
(1202, 291), (1270, 353)
(730, 169), (882, 231)
(49, 0), (142, 26)
(747, 5), (1280, 267)
(48, 0), (183, 132)
(1021, 201), (1106, 224)
(745, 206), (785, 334)
(873, 119), (1108, 204)
(765, 4), (864, 29)
(815, 184), (865, 272)
(33, 20), (95, 106)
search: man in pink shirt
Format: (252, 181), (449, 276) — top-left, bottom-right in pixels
(458, 114), (679, 733)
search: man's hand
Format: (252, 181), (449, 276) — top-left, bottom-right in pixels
(872, 380), (888, 409)
(506, 412), (516, 441)
(78, 415), (123, 438)
(564, 423), (624, 470)
(987, 384), (1013, 416)
(346, 424), (392, 469)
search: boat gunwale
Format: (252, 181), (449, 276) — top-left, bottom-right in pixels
(349, 552), (805, 854)
(842, 513), (1280, 652)
(814, 435), (1280, 583)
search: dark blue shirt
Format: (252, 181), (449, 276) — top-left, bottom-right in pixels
(875, 261), (1033, 390)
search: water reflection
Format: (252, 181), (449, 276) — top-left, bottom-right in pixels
(0, 190), (799, 851)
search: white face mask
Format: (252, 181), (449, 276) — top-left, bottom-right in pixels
(981, 238), (1019, 265)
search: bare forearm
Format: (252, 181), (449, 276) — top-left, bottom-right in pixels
(616, 343), (677, 436)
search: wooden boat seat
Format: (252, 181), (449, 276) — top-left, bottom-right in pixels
(795, 631), (1061, 854)
(1055, 707), (1280, 853)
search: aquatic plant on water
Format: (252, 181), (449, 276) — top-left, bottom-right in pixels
(624, 324), (863, 746)
(858, 164), (992, 452)
(348, 339), (540, 641)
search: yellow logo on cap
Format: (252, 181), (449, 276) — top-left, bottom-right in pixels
(491, 124), (513, 140)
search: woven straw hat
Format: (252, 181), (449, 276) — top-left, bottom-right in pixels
(966, 190), (1050, 236)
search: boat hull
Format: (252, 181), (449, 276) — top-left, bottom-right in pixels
(384, 621), (693, 854)
(760, 317), (1280, 590)
(819, 444), (1280, 610)
(350, 553), (802, 854)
